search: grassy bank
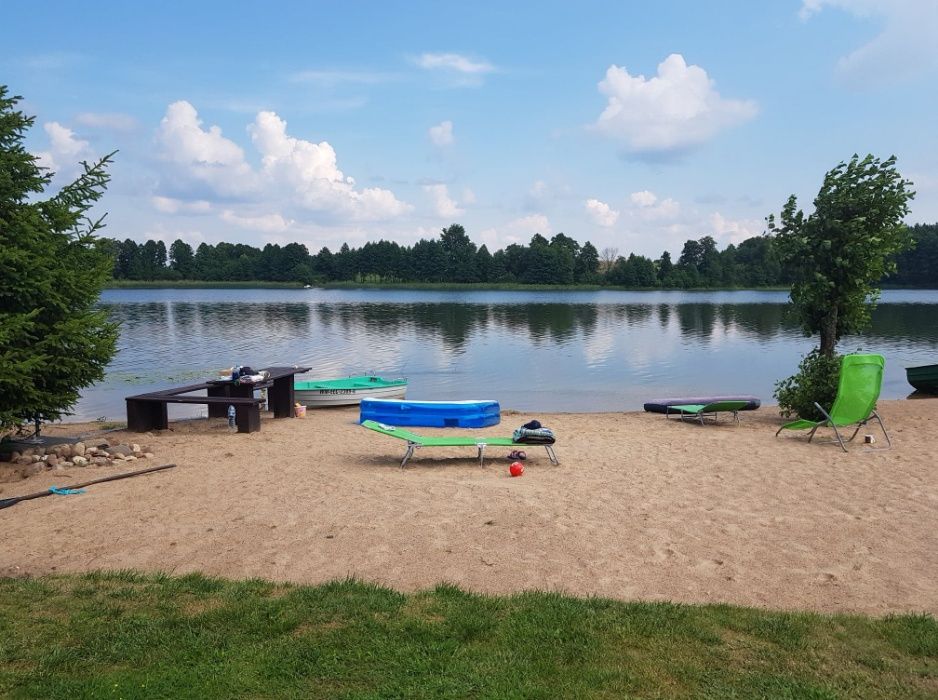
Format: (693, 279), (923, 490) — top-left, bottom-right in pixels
(1, 572), (935, 698)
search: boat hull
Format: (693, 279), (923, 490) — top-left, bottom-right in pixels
(294, 376), (407, 407)
(906, 364), (938, 394)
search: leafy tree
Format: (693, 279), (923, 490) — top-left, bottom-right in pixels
(0, 87), (119, 430)
(769, 154), (915, 357)
(575, 241), (600, 282)
(440, 224), (477, 282)
(169, 239), (194, 277)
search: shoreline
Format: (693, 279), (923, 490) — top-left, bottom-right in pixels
(3, 399), (937, 616)
(103, 280), (938, 292)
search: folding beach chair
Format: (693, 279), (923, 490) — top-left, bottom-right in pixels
(361, 420), (559, 468)
(775, 353), (890, 452)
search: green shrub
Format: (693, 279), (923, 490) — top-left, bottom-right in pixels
(774, 350), (842, 420)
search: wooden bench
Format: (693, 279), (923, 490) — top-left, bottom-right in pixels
(125, 366), (310, 433)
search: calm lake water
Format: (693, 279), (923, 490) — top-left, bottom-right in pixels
(74, 288), (938, 421)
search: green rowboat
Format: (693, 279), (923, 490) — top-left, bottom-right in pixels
(294, 375), (407, 407)
(906, 364), (938, 394)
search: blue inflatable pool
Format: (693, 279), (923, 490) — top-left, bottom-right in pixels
(359, 399), (501, 428)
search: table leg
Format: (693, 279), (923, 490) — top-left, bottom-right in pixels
(126, 400), (168, 432)
(207, 386), (228, 417)
(269, 376), (295, 419)
(235, 404), (261, 433)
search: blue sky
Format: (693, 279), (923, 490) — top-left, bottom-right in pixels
(5, 0), (937, 257)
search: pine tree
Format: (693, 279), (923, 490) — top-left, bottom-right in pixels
(0, 87), (119, 430)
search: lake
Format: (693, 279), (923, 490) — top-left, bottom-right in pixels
(75, 288), (938, 421)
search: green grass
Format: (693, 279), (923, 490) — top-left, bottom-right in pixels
(1, 573), (935, 698)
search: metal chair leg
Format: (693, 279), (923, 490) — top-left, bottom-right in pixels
(830, 425), (848, 452)
(400, 443), (417, 469)
(545, 445), (559, 465)
(477, 443), (486, 467)
(872, 411), (892, 447)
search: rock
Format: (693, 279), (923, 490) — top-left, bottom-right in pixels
(73, 442), (86, 457)
(72, 456), (88, 466)
(58, 445), (73, 459)
(124, 455), (137, 461)
(15, 456), (33, 465)
(92, 457), (108, 466)
(107, 444), (133, 457)
(46, 454), (59, 467)
(21, 463), (42, 478)
(31, 455), (42, 463)
(21, 448), (34, 458)
(10, 451), (20, 461)
(142, 452), (155, 459)
(131, 443), (141, 453)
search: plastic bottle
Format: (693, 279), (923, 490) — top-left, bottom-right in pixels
(227, 405), (236, 432)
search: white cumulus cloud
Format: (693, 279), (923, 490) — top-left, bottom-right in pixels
(629, 190), (658, 207)
(709, 212), (763, 244)
(593, 54), (758, 156)
(249, 110), (411, 220)
(428, 120), (454, 146)
(584, 198), (620, 227)
(156, 100), (256, 196)
(423, 184), (464, 217)
(35, 121), (94, 173)
(153, 101), (410, 223)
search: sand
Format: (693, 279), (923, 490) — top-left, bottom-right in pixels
(1, 400), (937, 616)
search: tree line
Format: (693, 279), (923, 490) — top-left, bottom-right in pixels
(101, 222), (938, 288)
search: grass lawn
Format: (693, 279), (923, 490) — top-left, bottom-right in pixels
(0, 572), (935, 699)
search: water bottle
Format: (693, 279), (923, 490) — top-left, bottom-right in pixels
(227, 405), (236, 432)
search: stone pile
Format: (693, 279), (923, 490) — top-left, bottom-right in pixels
(1, 441), (156, 481)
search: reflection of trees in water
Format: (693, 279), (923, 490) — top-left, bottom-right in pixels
(109, 299), (938, 353)
(865, 305), (938, 345)
(490, 304), (599, 344)
(101, 303), (169, 333)
(716, 304), (796, 340)
(674, 304), (719, 340)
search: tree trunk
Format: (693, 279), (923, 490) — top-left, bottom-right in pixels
(819, 308), (838, 357)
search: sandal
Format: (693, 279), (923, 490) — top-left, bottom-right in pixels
(507, 450), (527, 461)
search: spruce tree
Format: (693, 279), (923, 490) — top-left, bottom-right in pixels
(0, 87), (119, 431)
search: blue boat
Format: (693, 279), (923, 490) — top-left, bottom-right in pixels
(359, 399), (501, 428)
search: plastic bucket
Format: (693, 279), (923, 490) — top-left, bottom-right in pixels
(294, 404), (307, 418)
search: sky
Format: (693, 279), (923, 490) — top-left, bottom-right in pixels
(4, 0), (938, 258)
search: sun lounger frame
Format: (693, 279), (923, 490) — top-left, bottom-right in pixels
(664, 400), (749, 426)
(362, 420), (558, 468)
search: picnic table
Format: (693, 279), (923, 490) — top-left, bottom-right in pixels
(126, 365), (311, 433)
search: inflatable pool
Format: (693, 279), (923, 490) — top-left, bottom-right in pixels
(359, 399), (501, 428)
(643, 395), (761, 414)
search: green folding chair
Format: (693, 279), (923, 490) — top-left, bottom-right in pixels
(775, 353), (891, 452)
(361, 420), (559, 468)
(665, 400), (749, 426)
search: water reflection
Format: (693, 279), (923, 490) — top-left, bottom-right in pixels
(81, 289), (938, 420)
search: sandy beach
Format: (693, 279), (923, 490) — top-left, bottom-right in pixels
(2, 400), (936, 616)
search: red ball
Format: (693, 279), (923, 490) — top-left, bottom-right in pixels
(509, 462), (524, 477)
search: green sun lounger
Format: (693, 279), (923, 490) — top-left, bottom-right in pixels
(361, 420), (559, 468)
(775, 353), (891, 452)
(665, 400), (749, 425)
